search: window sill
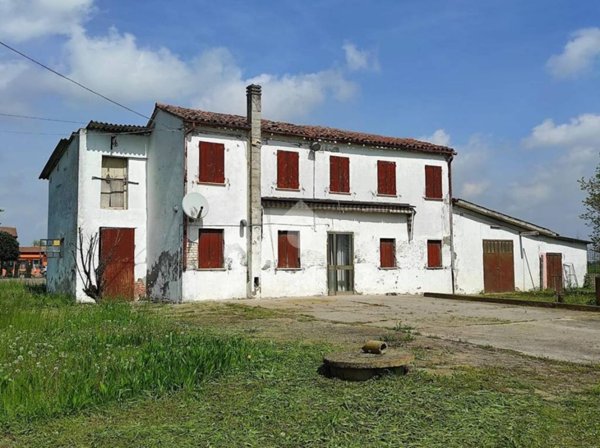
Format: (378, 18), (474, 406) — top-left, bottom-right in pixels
(426, 266), (444, 270)
(198, 181), (226, 187)
(377, 193), (397, 198)
(379, 267), (398, 270)
(276, 267), (302, 271)
(330, 191), (351, 195)
(195, 267), (227, 271)
(275, 187), (300, 192)
(424, 196), (443, 202)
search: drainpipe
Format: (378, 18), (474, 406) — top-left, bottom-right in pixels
(246, 84), (262, 298)
(447, 154), (456, 294)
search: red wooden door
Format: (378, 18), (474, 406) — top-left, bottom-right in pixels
(483, 240), (515, 293)
(546, 253), (563, 292)
(100, 228), (135, 300)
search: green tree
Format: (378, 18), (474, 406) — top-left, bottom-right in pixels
(0, 231), (19, 265)
(580, 165), (600, 251)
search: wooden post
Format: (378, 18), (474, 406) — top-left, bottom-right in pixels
(595, 276), (600, 307)
(556, 275), (563, 303)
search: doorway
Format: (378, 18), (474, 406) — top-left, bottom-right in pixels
(99, 227), (135, 300)
(482, 239), (515, 293)
(327, 233), (354, 295)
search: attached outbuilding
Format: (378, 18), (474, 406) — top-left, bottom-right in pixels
(452, 198), (589, 294)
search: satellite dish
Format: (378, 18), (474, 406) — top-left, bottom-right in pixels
(182, 192), (209, 219)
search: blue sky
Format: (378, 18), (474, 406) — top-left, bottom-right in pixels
(1, 0), (599, 245)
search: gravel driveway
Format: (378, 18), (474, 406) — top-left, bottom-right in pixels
(241, 294), (600, 364)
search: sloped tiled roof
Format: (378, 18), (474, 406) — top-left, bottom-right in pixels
(0, 227), (17, 238)
(453, 198), (590, 245)
(155, 103), (456, 156)
(86, 121), (150, 134)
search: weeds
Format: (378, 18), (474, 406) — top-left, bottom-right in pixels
(0, 281), (266, 425)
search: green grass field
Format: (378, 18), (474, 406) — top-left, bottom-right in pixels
(485, 288), (597, 306)
(2, 282), (600, 447)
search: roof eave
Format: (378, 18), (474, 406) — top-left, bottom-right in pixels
(39, 134), (75, 180)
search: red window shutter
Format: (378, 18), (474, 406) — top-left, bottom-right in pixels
(277, 151), (299, 189)
(378, 161), (396, 195)
(278, 231), (300, 268)
(425, 165), (442, 199)
(330, 156), (350, 193)
(427, 240), (442, 268)
(380, 239), (395, 268)
(289, 151), (299, 189)
(199, 229), (223, 268)
(199, 142), (225, 183)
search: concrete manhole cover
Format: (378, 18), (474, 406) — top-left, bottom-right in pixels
(323, 348), (414, 381)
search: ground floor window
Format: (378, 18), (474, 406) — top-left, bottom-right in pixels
(427, 240), (442, 268)
(278, 231), (300, 269)
(198, 229), (224, 269)
(380, 238), (396, 268)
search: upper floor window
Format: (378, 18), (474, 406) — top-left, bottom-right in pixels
(377, 160), (396, 196)
(330, 156), (350, 193)
(425, 165), (443, 199)
(101, 156), (127, 210)
(199, 141), (225, 184)
(380, 238), (396, 268)
(198, 229), (224, 269)
(277, 150), (299, 190)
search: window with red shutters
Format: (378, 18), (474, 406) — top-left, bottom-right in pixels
(277, 150), (299, 190)
(427, 240), (442, 268)
(377, 161), (396, 195)
(380, 239), (396, 268)
(199, 141), (225, 184)
(330, 156), (350, 193)
(425, 165), (443, 199)
(277, 231), (300, 269)
(198, 229), (224, 269)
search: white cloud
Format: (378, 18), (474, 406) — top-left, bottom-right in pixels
(0, 0), (93, 41)
(343, 43), (380, 72)
(461, 181), (490, 198)
(419, 129), (451, 146)
(524, 114), (600, 149)
(547, 27), (600, 79)
(60, 28), (358, 121)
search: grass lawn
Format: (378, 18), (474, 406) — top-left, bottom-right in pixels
(484, 288), (597, 306)
(2, 282), (600, 447)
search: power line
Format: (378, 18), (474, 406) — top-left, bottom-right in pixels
(0, 40), (151, 121)
(0, 130), (69, 136)
(0, 112), (86, 124)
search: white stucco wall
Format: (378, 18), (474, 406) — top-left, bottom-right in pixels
(181, 130), (249, 301)
(179, 133), (453, 301)
(260, 207), (452, 297)
(146, 111), (185, 301)
(46, 136), (80, 296)
(453, 208), (588, 294)
(74, 130), (148, 301)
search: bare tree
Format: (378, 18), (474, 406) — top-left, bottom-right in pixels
(73, 228), (122, 302)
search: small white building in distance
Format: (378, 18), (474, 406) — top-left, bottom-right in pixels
(39, 85), (589, 302)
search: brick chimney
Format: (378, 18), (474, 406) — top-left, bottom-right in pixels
(246, 84), (262, 297)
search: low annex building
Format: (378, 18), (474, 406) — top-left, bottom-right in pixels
(39, 85), (588, 301)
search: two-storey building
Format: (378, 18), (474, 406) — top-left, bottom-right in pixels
(40, 84), (589, 302)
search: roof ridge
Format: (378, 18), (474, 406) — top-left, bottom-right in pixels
(155, 103), (456, 155)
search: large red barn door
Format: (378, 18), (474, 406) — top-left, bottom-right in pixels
(100, 227), (135, 300)
(483, 240), (515, 293)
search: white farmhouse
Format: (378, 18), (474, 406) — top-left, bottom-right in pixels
(39, 85), (589, 301)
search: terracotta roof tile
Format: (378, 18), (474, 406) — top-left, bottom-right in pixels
(156, 103), (456, 156)
(0, 227), (17, 238)
(87, 121), (150, 134)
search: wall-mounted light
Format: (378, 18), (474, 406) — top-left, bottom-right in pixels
(309, 142), (322, 151)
